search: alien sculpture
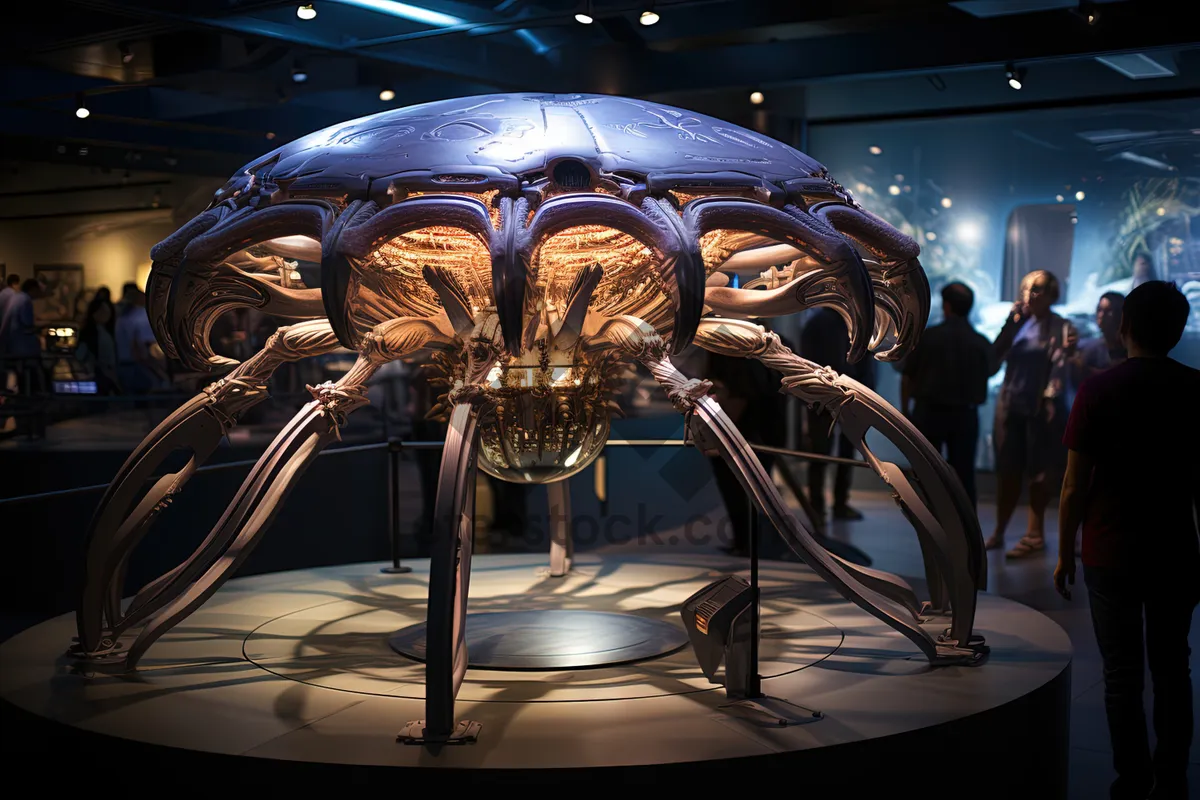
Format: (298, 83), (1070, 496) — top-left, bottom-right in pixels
(71, 93), (987, 744)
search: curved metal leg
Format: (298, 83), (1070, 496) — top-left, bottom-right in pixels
(74, 319), (339, 655)
(695, 317), (986, 654)
(546, 479), (573, 578)
(600, 316), (981, 664)
(401, 401), (482, 745)
(119, 364), (375, 669)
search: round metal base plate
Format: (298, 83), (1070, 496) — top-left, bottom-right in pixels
(388, 610), (689, 671)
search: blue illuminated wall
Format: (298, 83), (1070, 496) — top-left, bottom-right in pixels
(807, 98), (1200, 470)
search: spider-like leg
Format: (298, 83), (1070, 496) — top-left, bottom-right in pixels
(599, 316), (982, 664)
(695, 317), (986, 654)
(408, 316), (503, 745)
(106, 317), (450, 670)
(73, 319), (340, 656)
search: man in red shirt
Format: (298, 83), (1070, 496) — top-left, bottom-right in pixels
(1055, 281), (1200, 800)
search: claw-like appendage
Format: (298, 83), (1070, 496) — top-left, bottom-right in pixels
(691, 199), (875, 362)
(156, 202), (336, 371)
(808, 202), (928, 361)
(868, 257), (931, 361)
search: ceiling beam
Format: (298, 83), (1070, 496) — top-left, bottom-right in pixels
(64, 0), (549, 91)
(584, 1), (1200, 94)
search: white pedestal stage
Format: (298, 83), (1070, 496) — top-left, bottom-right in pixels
(0, 553), (1073, 793)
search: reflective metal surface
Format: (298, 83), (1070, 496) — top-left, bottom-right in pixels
(389, 610), (690, 671)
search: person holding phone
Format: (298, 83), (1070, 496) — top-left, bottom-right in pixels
(985, 270), (1078, 558)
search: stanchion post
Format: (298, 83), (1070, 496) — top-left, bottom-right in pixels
(381, 438), (412, 575)
(747, 499), (762, 699)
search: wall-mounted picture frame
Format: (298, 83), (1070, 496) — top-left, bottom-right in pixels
(32, 263), (85, 324)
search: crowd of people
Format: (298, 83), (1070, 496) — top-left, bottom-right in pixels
(715, 272), (1196, 800)
(895, 274), (1197, 800)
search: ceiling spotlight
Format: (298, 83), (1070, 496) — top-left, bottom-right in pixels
(266, 132), (277, 140)
(1005, 62), (1024, 90)
(379, 88), (395, 101)
(291, 66), (308, 83)
(75, 94), (89, 119)
(640, 9), (659, 25)
(575, 12), (593, 23)
(749, 91), (764, 105)
(1073, 1), (1098, 25)
(118, 42), (134, 64)
(1056, 194), (1064, 202)
(1075, 190), (1085, 201)
(941, 197), (952, 208)
(868, 145), (882, 155)
(887, 185), (901, 196)
(297, 4), (317, 20)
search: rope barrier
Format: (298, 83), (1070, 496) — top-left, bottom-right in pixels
(0, 436), (878, 506)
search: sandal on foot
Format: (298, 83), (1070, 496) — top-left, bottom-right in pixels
(1006, 536), (1045, 558)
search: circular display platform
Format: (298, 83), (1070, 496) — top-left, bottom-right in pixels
(387, 610), (689, 670)
(0, 552), (1072, 793)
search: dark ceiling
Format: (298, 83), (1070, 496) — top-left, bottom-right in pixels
(2, 0), (1197, 178)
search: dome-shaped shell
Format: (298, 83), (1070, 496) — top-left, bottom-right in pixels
(211, 93), (828, 205)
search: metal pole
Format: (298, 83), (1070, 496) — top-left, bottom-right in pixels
(381, 438), (412, 575)
(747, 495), (762, 699)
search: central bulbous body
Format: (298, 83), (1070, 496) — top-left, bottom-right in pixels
(471, 340), (624, 484)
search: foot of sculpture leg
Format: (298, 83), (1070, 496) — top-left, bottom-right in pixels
(119, 367), (373, 670)
(543, 479), (573, 578)
(72, 321), (339, 656)
(399, 401), (483, 747)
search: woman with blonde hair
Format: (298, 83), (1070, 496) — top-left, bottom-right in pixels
(986, 270), (1078, 558)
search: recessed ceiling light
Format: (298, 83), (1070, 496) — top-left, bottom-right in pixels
(297, 5), (317, 20)
(379, 88), (395, 101)
(941, 197), (952, 208)
(575, 13), (593, 24)
(749, 91), (764, 105)
(640, 10), (659, 25)
(868, 145), (882, 155)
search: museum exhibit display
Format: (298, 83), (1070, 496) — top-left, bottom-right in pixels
(57, 93), (995, 747)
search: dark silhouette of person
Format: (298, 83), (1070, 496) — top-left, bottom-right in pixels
(900, 282), (992, 507)
(800, 307), (874, 520)
(707, 335), (785, 557)
(1055, 280), (1199, 800)
(404, 355), (447, 557)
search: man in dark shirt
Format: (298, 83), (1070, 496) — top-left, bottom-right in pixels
(1055, 281), (1200, 800)
(900, 282), (993, 507)
(800, 307), (875, 520)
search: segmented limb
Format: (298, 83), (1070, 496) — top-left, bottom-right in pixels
(599, 316), (983, 663)
(73, 319), (340, 655)
(695, 317), (986, 652)
(420, 319), (502, 742)
(546, 479), (573, 577)
(148, 200), (338, 370)
(102, 317), (450, 670)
